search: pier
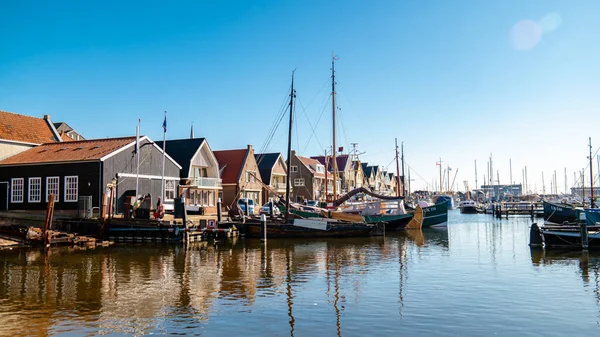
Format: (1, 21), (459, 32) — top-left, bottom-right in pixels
(484, 202), (544, 218)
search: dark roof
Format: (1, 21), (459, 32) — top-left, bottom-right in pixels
(362, 163), (373, 177)
(255, 152), (281, 184)
(0, 137), (136, 165)
(213, 149), (248, 184)
(311, 154), (349, 173)
(156, 138), (206, 178)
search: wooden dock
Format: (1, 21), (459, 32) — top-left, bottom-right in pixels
(484, 202), (544, 218)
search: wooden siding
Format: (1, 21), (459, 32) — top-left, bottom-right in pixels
(103, 138), (180, 214)
(0, 162), (100, 211)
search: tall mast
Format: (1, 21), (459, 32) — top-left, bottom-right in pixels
(395, 138), (401, 197)
(438, 158), (442, 194)
(401, 142), (405, 196)
(509, 158), (513, 186)
(284, 71), (295, 221)
(331, 54), (338, 200)
(474, 160), (478, 190)
(590, 137), (595, 207)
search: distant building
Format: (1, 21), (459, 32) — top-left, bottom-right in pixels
(570, 187), (600, 199)
(479, 184), (523, 200)
(53, 122), (85, 141)
(0, 110), (64, 161)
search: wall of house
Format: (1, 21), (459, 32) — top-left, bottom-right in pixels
(289, 156), (315, 202)
(221, 185), (239, 211)
(0, 162), (100, 212)
(236, 147), (263, 210)
(0, 140), (34, 161)
(103, 138), (181, 214)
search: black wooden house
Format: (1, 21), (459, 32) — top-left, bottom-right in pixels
(0, 136), (181, 216)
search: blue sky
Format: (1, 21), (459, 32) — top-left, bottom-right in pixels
(1, 0), (600, 192)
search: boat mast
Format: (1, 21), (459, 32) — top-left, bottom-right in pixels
(284, 71), (295, 221)
(590, 137), (595, 207)
(438, 158), (442, 194)
(401, 141), (405, 196)
(395, 138), (400, 197)
(474, 159), (478, 190)
(331, 54), (338, 200)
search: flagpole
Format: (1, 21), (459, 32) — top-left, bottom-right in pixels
(161, 111), (167, 202)
(135, 119), (140, 198)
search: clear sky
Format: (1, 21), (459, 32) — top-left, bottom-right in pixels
(1, 0), (599, 193)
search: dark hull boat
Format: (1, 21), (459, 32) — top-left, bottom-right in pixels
(530, 222), (600, 250)
(543, 201), (579, 224)
(364, 212), (414, 230)
(422, 202), (449, 227)
(240, 218), (380, 238)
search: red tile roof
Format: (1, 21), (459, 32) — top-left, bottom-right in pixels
(213, 149), (248, 184)
(0, 110), (60, 144)
(61, 133), (75, 142)
(0, 137), (136, 165)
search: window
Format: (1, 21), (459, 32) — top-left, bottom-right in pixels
(246, 171), (256, 183)
(46, 176), (59, 202)
(64, 176), (78, 202)
(202, 190), (208, 206)
(165, 180), (176, 200)
(209, 191), (214, 206)
(291, 166), (298, 172)
(316, 165), (325, 173)
(28, 177), (41, 203)
(11, 178), (23, 203)
(294, 178), (305, 187)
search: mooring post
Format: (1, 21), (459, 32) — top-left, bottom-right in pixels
(217, 198), (222, 222)
(580, 211), (589, 250)
(269, 199), (274, 218)
(244, 199), (249, 217)
(43, 194), (56, 246)
(529, 223), (543, 248)
(261, 214), (267, 242)
(181, 198), (189, 244)
(530, 204), (534, 219)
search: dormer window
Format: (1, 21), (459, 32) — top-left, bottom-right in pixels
(316, 165), (325, 173)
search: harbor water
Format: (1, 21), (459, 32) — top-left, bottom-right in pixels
(1, 211), (600, 336)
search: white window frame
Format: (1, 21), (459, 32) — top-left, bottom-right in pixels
(11, 178), (23, 203)
(294, 178), (305, 187)
(46, 176), (60, 202)
(291, 166), (298, 172)
(165, 180), (176, 200)
(316, 165), (325, 173)
(64, 176), (79, 202)
(28, 177), (41, 203)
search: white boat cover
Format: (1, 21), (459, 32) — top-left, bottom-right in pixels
(293, 219), (329, 231)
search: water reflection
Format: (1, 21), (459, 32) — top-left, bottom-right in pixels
(0, 236), (407, 336)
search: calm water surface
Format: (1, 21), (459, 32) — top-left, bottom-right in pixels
(1, 211), (600, 336)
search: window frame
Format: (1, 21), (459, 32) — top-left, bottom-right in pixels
(291, 166), (298, 172)
(64, 176), (79, 202)
(10, 178), (24, 203)
(46, 176), (60, 202)
(294, 178), (305, 187)
(28, 177), (42, 203)
(165, 180), (176, 200)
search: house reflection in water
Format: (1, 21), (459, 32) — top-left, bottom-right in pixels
(0, 234), (414, 336)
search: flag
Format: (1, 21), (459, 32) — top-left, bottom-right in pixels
(162, 111), (167, 133)
(436, 162), (441, 166)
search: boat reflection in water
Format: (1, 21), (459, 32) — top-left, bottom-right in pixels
(0, 234), (424, 336)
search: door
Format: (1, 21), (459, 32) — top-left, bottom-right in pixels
(0, 182), (8, 211)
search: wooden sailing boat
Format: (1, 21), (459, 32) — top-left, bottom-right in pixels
(239, 68), (380, 238)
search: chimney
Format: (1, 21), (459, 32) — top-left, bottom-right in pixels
(247, 144), (253, 153)
(291, 150), (296, 156)
(43, 114), (63, 142)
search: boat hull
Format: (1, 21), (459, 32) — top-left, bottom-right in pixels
(364, 213), (413, 230)
(240, 219), (378, 238)
(540, 228), (600, 250)
(459, 206), (478, 214)
(422, 202), (449, 227)
(543, 201), (578, 224)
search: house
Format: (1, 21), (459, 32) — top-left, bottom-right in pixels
(0, 136), (181, 215)
(362, 163), (375, 190)
(156, 138), (222, 215)
(372, 166), (384, 192)
(311, 154), (351, 194)
(289, 150), (333, 202)
(214, 145), (263, 213)
(254, 152), (287, 203)
(0, 110), (64, 161)
(54, 122), (85, 141)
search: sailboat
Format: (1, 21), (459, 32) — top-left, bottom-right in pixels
(239, 68), (381, 238)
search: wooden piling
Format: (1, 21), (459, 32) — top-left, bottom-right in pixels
(43, 194), (55, 246)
